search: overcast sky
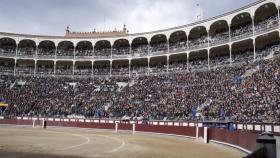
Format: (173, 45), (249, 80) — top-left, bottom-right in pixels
(0, 0), (257, 36)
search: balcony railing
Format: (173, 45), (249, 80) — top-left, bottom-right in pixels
(169, 47), (187, 53)
(55, 70), (73, 76)
(56, 55), (74, 59)
(210, 38), (230, 47)
(131, 51), (149, 57)
(74, 70), (92, 76)
(231, 31), (253, 42)
(93, 55), (111, 59)
(254, 22), (279, 36)
(17, 52), (36, 58)
(75, 56), (93, 59)
(36, 70), (55, 76)
(37, 55), (56, 59)
(15, 68), (34, 75)
(112, 54), (132, 59)
(0, 52), (16, 57)
(189, 43), (208, 51)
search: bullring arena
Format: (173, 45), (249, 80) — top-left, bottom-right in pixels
(0, 118), (279, 158)
(0, 126), (243, 158)
(0, 0), (280, 157)
(0, 119), (253, 158)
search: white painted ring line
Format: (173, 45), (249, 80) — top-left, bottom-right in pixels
(21, 129), (126, 157)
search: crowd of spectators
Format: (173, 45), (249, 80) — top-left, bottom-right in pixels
(56, 49), (74, 58)
(37, 48), (55, 58)
(94, 48), (111, 58)
(36, 65), (54, 76)
(255, 15), (279, 34)
(149, 64), (168, 74)
(169, 41), (187, 53)
(15, 66), (34, 75)
(17, 48), (36, 57)
(55, 65), (73, 75)
(188, 36), (208, 50)
(0, 14), (279, 123)
(93, 66), (110, 76)
(0, 47), (16, 56)
(0, 64), (14, 74)
(209, 31), (229, 46)
(169, 60), (188, 72)
(131, 45), (149, 57)
(189, 58), (209, 71)
(232, 49), (254, 63)
(75, 49), (93, 58)
(150, 43), (168, 54)
(210, 55), (230, 67)
(74, 65), (92, 76)
(231, 23), (253, 41)
(112, 66), (129, 76)
(131, 65), (149, 76)
(256, 43), (280, 59)
(0, 52), (279, 123)
(112, 47), (130, 57)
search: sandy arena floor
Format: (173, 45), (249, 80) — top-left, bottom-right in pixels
(0, 126), (245, 158)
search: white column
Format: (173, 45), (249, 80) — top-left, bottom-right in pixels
(229, 23), (232, 65)
(252, 16), (255, 36)
(92, 61), (94, 77)
(148, 42), (151, 56)
(229, 45), (232, 65)
(73, 47), (76, 59)
(187, 53), (189, 71)
(35, 45), (38, 58)
(15, 44), (19, 74)
(147, 58), (150, 75)
(278, 7), (280, 30)
(55, 46), (58, 59)
(73, 61), (75, 76)
(166, 55), (169, 73)
(207, 49), (210, 70)
(92, 47), (95, 59)
(129, 45), (132, 56)
(207, 30), (210, 48)
(14, 59), (17, 76)
(128, 60), (131, 78)
(54, 61), (56, 75)
(34, 60), (37, 77)
(15, 45), (18, 58)
(167, 39), (170, 53)
(110, 60), (112, 77)
(186, 35), (189, 50)
(253, 39), (256, 61)
(111, 47), (113, 59)
(229, 23), (231, 43)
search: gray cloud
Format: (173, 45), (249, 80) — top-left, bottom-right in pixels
(0, 0), (257, 36)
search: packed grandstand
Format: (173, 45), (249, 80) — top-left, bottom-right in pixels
(0, 0), (279, 124)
